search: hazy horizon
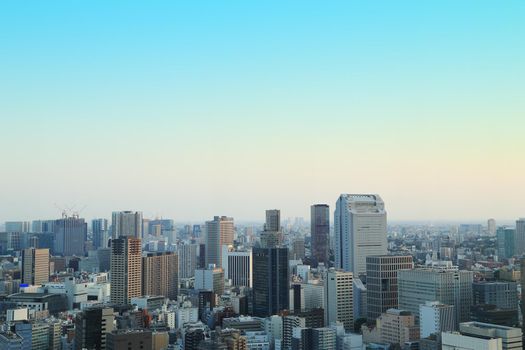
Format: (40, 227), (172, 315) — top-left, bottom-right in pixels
(1, 1), (524, 222)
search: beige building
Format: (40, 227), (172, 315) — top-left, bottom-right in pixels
(110, 237), (142, 305)
(325, 268), (353, 330)
(364, 309), (419, 346)
(142, 251), (178, 300)
(442, 332), (502, 350)
(205, 216), (234, 268)
(22, 248), (49, 285)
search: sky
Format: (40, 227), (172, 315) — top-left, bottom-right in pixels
(1, 1), (524, 223)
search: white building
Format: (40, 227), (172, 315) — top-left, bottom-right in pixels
(420, 301), (455, 338)
(334, 194), (387, 275)
(222, 247), (252, 288)
(442, 332), (502, 350)
(325, 268), (353, 331)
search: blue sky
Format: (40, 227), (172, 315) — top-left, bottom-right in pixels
(1, 1), (524, 222)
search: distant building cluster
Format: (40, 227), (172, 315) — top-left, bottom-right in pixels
(0, 198), (524, 350)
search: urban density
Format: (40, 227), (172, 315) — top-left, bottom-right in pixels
(1, 197), (525, 350)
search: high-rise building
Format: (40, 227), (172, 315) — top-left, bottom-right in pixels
(92, 218), (109, 249)
(195, 265), (225, 295)
(5, 221), (31, 233)
(252, 247), (289, 317)
(110, 236), (142, 305)
(223, 248), (252, 288)
(419, 301), (456, 338)
(178, 243), (198, 279)
(488, 219), (497, 236)
(515, 218), (525, 256)
(325, 268), (353, 331)
(497, 227), (516, 259)
(366, 255), (414, 321)
(457, 322), (522, 350)
(521, 257), (525, 339)
(111, 211), (143, 239)
(21, 248), (49, 286)
(53, 216), (87, 256)
(205, 216), (234, 268)
(334, 194), (387, 275)
(473, 281), (518, 311)
(142, 251), (178, 300)
(283, 316), (306, 350)
(310, 204), (330, 266)
(74, 306), (114, 350)
(398, 267), (473, 324)
(261, 210), (283, 248)
(374, 309), (420, 345)
(292, 238), (306, 260)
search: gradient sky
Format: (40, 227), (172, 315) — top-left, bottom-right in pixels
(1, 1), (524, 223)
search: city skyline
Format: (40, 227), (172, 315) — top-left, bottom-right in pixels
(1, 1), (524, 222)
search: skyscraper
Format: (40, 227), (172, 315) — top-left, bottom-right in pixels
(178, 243), (198, 279)
(497, 227), (516, 259)
(142, 251), (178, 300)
(252, 247), (289, 317)
(310, 204), (330, 266)
(110, 236), (142, 305)
(205, 216), (234, 268)
(487, 218), (497, 235)
(261, 209), (283, 248)
(515, 218), (525, 256)
(398, 266), (474, 324)
(92, 218), (109, 249)
(366, 255), (414, 321)
(21, 248), (50, 285)
(111, 211), (143, 239)
(223, 248), (252, 288)
(325, 268), (353, 331)
(54, 216), (87, 256)
(334, 194), (387, 275)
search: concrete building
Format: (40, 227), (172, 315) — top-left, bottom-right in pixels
(311, 204), (330, 267)
(366, 255), (413, 321)
(205, 216), (234, 268)
(375, 309), (420, 346)
(325, 268), (353, 331)
(142, 251), (178, 300)
(459, 322), (522, 350)
(398, 266), (473, 324)
(442, 332), (502, 350)
(195, 265), (225, 295)
(260, 209), (283, 248)
(419, 301), (456, 338)
(488, 219), (497, 236)
(53, 216), (87, 256)
(223, 248), (252, 288)
(74, 306), (114, 350)
(111, 211), (143, 239)
(497, 227), (516, 259)
(472, 281), (518, 313)
(92, 218), (109, 249)
(334, 194), (387, 275)
(110, 236), (142, 305)
(178, 243), (199, 279)
(515, 218), (525, 256)
(21, 248), (49, 286)
(107, 329), (152, 350)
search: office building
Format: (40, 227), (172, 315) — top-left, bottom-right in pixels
(260, 209), (283, 248)
(472, 281), (518, 311)
(488, 219), (497, 236)
(334, 194), (387, 275)
(223, 248), (252, 288)
(5, 221), (31, 233)
(325, 268), (353, 330)
(205, 216), (234, 268)
(366, 255), (413, 321)
(311, 204), (330, 266)
(110, 236), (142, 305)
(442, 332), (502, 350)
(292, 238), (306, 260)
(53, 216), (87, 256)
(515, 218), (525, 256)
(195, 265), (225, 295)
(74, 306), (114, 350)
(178, 243), (199, 279)
(111, 211), (143, 239)
(92, 218), (109, 249)
(420, 301), (456, 338)
(471, 304), (519, 327)
(21, 248), (49, 286)
(398, 267), (473, 324)
(142, 251), (178, 300)
(375, 309), (420, 345)
(107, 329), (152, 350)
(283, 316), (306, 350)
(252, 247), (289, 317)
(497, 227), (516, 259)
(458, 322), (522, 350)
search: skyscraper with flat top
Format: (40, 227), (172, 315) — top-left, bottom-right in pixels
(311, 204), (330, 266)
(142, 251), (178, 300)
(325, 268), (353, 331)
(92, 218), (109, 249)
(205, 216), (234, 268)
(515, 218), (525, 256)
(110, 236), (142, 305)
(111, 211), (143, 239)
(334, 194), (387, 275)
(54, 216), (87, 256)
(21, 247), (49, 285)
(261, 209), (283, 248)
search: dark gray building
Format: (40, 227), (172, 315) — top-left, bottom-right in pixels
(75, 306), (114, 350)
(252, 247), (289, 317)
(310, 204), (330, 267)
(54, 216), (87, 256)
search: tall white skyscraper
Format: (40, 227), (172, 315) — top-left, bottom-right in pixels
(222, 247), (252, 288)
(178, 243), (198, 279)
(111, 211), (143, 239)
(334, 194), (387, 275)
(487, 218), (497, 236)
